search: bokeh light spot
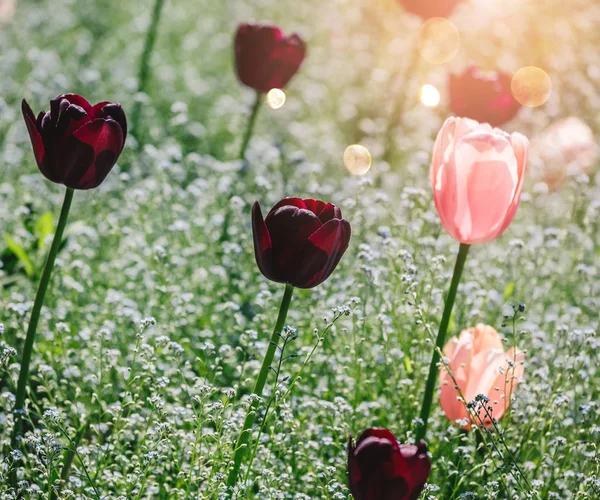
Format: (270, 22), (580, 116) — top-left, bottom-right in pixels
(420, 84), (440, 107)
(344, 145), (372, 176)
(266, 88), (286, 109)
(511, 67), (552, 107)
(418, 18), (461, 65)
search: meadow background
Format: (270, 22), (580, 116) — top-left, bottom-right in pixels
(0, 0), (599, 498)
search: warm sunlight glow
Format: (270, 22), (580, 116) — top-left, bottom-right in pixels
(344, 144), (372, 176)
(511, 67), (552, 107)
(266, 88), (286, 109)
(420, 84), (441, 107)
(418, 17), (461, 65)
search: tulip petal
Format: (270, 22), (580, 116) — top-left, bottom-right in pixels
(453, 131), (518, 243)
(463, 348), (524, 426)
(432, 117), (483, 243)
(303, 199), (341, 222)
(100, 103), (128, 149)
(92, 102), (127, 150)
(251, 201), (279, 283)
(55, 93), (93, 115)
(399, 441), (431, 499)
(494, 133), (529, 238)
(265, 205), (322, 285)
(471, 323), (503, 353)
(487, 348), (525, 423)
(235, 24), (305, 93)
(59, 118), (123, 189)
(298, 219), (351, 288)
(439, 330), (474, 426)
(439, 371), (470, 426)
(267, 197), (307, 216)
(355, 428), (399, 451)
(21, 99), (49, 176)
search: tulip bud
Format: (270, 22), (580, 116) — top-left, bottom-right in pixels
(449, 65), (521, 128)
(348, 428), (431, 500)
(398, 0), (464, 19)
(234, 23), (306, 94)
(431, 117), (529, 245)
(22, 94), (127, 190)
(252, 198), (351, 289)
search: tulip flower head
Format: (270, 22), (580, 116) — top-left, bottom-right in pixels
(22, 94), (127, 190)
(234, 23), (306, 94)
(439, 324), (525, 430)
(530, 117), (599, 190)
(347, 428), (431, 500)
(449, 65), (521, 127)
(431, 117), (529, 245)
(398, 0), (464, 19)
(252, 198), (351, 289)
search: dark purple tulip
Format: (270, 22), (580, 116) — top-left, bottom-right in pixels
(398, 0), (464, 19)
(348, 428), (431, 500)
(235, 23), (306, 94)
(22, 94), (127, 190)
(449, 65), (521, 127)
(252, 198), (351, 289)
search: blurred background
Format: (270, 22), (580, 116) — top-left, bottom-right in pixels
(0, 0), (599, 183)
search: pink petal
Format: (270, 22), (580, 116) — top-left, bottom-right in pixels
(471, 324), (503, 353)
(494, 133), (529, 238)
(453, 131), (518, 244)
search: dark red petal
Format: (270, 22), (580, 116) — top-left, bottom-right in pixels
(234, 23), (305, 93)
(252, 201), (279, 283)
(55, 103), (90, 137)
(449, 65), (521, 127)
(99, 103), (127, 149)
(72, 118), (124, 155)
(266, 206), (322, 285)
(22, 99), (55, 180)
(298, 219), (351, 288)
(350, 429), (410, 500)
(36, 111), (46, 130)
(302, 199), (326, 217)
(355, 428), (400, 452)
(59, 118), (123, 189)
(265, 197), (307, 218)
(90, 101), (111, 119)
(400, 441), (431, 499)
(55, 93), (93, 115)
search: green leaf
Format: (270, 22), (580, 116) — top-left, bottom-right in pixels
(4, 236), (34, 277)
(403, 355), (413, 375)
(35, 212), (55, 249)
(504, 281), (515, 299)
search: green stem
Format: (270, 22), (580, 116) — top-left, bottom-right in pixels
(11, 188), (74, 452)
(218, 93), (264, 246)
(130, 0), (167, 139)
(238, 92), (263, 161)
(416, 243), (470, 443)
(226, 284), (294, 492)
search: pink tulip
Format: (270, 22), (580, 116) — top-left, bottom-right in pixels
(431, 117), (529, 245)
(530, 117), (599, 190)
(439, 324), (525, 430)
